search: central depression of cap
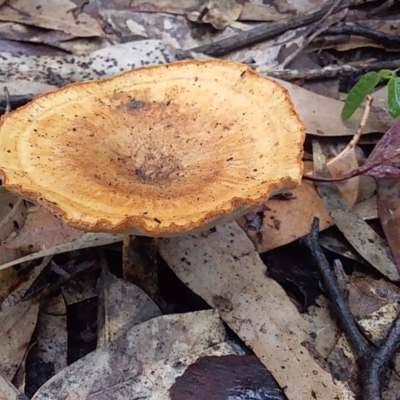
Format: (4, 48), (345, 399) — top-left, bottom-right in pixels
(0, 60), (305, 235)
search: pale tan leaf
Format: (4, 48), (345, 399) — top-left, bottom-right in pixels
(276, 79), (390, 136)
(327, 147), (360, 206)
(0, 373), (22, 400)
(0, 300), (39, 381)
(0, 233), (123, 271)
(159, 221), (344, 400)
(0, 0), (103, 37)
(33, 310), (242, 399)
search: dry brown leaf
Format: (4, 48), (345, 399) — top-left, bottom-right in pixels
(33, 310), (243, 399)
(237, 162), (331, 253)
(348, 276), (400, 321)
(3, 206), (83, 252)
(187, 0), (245, 30)
(0, 0), (103, 37)
(0, 373), (22, 400)
(97, 270), (161, 346)
(275, 79), (391, 135)
(159, 221), (344, 400)
(0, 299), (39, 381)
(312, 140), (399, 281)
(327, 147), (360, 206)
(377, 179), (400, 269)
(0, 233), (123, 271)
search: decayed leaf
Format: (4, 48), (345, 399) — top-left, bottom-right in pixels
(187, 0), (245, 30)
(0, 188), (27, 264)
(0, 0), (103, 37)
(3, 206), (83, 252)
(170, 355), (285, 399)
(377, 179), (400, 270)
(159, 221), (343, 400)
(0, 40), (190, 88)
(0, 299), (39, 381)
(97, 270), (161, 346)
(2, 256), (52, 308)
(312, 140), (399, 282)
(276, 79), (391, 135)
(348, 276), (400, 321)
(33, 310), (243, 399)
(0, 188), (27, 301)
(329, 302), (400, 396)
(319, 230), (366, 263)
(0, 233), (123, 271)
(0, 373), (22, 400)
(26, 294), (67, 393)
(302, 295), (340, 358)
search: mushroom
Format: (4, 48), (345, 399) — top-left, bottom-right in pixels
(0, 60), (305, 236)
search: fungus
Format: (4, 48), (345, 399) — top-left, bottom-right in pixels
(0, 60), (305, 236)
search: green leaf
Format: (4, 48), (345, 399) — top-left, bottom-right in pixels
(387, 77), (400, 118)
(378, 69), (395, 80)
(341, 71), (380, 120)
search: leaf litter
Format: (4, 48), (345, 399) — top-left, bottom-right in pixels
(1, 0), (400, 398)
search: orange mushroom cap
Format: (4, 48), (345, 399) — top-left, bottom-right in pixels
(0, 60), (305, 236)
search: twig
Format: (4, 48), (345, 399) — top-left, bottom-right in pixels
(362, 311), (400, 399)
(343, 94), (373, 152)
(280, 0), (344, 68)
(303, 218), (370, 357)
(256, 59), (400, 81)
(324, 24), (400, 47)
(190, 0), (349, 57)
(367, 0), (396, 16)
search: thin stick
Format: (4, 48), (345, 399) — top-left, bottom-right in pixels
(256, 59), (400, 81)
(341, 94), (373, 154)
(303, 218), (370, 357)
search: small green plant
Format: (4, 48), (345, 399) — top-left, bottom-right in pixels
(341, 69), (400, 120)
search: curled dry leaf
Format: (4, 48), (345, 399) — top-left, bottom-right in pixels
(33, 310), (243, 399)
(312, 140), (399, 282)
(0, 233), (123, 271)
(159, 221), (344, 400)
